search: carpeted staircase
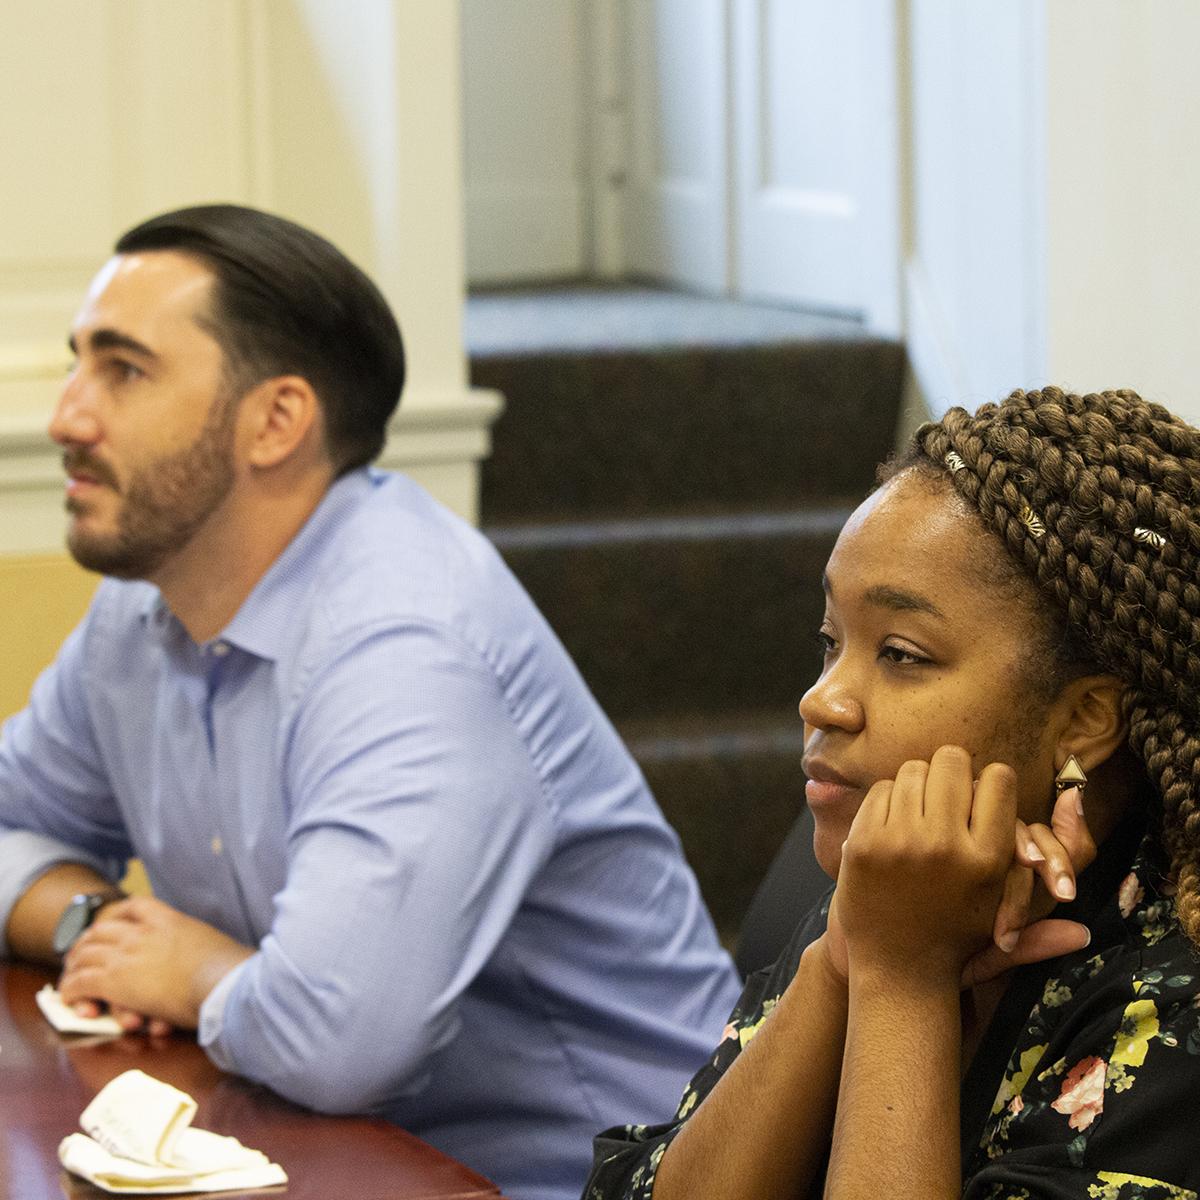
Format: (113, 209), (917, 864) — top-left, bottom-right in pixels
(468, 286), (905, 944)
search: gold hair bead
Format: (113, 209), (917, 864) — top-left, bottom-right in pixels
(1133, 526), (1167, 550)
(944, 451), (967, 473)
(1019, 504), (1045, 539)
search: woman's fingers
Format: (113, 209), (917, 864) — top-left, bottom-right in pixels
(850, 778), (893, 834)
(968, 761), (1019, 853)
(920, 745), (974, 829)
(991, 860), (1034, 954)
(962, 918), (1091, 988)
(1013, 818), (1046, 867)
(882, 760), (927, 824)
(1051, 785), (1096, 869)
(1027, 821), (1077, 901)
(1024, 786), (1096, 903)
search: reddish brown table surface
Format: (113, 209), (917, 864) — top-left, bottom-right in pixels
(0, 962), (504, 1199)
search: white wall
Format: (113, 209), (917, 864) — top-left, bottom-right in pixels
(904, 0), (1200, 428)
(1044, 1), (1200, 425)
(903, 0), (1046, 415)
(461, 0), (589, 282)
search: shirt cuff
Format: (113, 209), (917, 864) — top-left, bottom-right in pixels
(0, 830), (122, 959)
(197, 955), (252, 1066)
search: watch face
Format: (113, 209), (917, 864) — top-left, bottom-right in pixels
(53, 896), (101, 956)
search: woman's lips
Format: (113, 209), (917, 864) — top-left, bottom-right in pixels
(802, 760), (863, 808)
(804, 778), (861, 808)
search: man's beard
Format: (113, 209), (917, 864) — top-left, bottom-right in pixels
(65, 391), (238, 580)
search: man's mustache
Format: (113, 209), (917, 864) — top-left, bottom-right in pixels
(62, 451), (119, 491)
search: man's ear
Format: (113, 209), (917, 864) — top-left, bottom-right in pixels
(241, 375), (324, 469)
(1053, 674), (1128, 776)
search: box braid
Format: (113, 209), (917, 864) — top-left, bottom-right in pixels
(902, 386), (1200, 945)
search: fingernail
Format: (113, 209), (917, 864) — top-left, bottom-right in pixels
(1026, 840), (1045, 863)
(1075, 790), (1085, 817)
(996, 930), (1019, 953)
(1056, 874), (1076, 901)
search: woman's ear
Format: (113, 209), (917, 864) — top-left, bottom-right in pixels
(1052, 674), (1128, 776)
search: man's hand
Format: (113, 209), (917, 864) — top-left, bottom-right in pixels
(58, 895), (253, 1031)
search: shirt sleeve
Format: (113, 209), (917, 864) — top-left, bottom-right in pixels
(0, 612), (131, 956)
(198, 619), (559, 1113)
(584, 895), (831, 1200)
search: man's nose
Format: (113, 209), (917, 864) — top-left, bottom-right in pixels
(49, 371), (101, 446)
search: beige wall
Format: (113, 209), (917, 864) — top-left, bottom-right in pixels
(0, 552), (153, 896)
(0, 556), (98, 722)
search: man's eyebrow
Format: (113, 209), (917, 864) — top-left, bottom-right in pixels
(863, 584), (945, 619)
(68, 328), (159, 360)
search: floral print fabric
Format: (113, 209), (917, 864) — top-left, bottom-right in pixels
(585, 835), (1200, 1200)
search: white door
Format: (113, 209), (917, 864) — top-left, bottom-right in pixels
(731, 0), (899, 330)
(621, 0), (900, 331)
(622, 0), (730, 292)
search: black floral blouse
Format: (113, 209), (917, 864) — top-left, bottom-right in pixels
(585, 821), (1200, 1200)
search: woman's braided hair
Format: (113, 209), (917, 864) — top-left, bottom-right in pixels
(904, 386), (1200, 943)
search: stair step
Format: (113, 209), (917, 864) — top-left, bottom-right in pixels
(471, 340), (904, 522)
(466, 283), (869, 356)
(618, 710), (808, 944)
(470, 290), (904, 944)
(488, 504), (852, 721)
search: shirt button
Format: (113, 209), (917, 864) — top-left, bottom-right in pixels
(212, 642), (231, 657)
(211, 837), (223, 856)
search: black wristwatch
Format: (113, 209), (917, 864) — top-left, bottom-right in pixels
(52, 891), (120, 956)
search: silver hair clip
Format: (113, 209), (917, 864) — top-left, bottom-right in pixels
(944, 451), (968, 473)
(1133, 526), (1167, 550)
(1019, 504), (1045, 539)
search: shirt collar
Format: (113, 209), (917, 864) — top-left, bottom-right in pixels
(139, 468), (377, 662)
(221, 468), (376, 662)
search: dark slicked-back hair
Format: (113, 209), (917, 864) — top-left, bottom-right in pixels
(888, 386), (1200, 946)
(115, 204), (405, 474)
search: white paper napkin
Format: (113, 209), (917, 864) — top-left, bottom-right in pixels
(58, 1069), (287, 1195)
(81, 1069), (196, 1166)
(36, 984), (123, 1036)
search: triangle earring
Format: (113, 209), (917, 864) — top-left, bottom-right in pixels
(1055, 754), (1088, 796)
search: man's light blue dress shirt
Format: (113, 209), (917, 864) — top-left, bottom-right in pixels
(0, 469), (740, 1200)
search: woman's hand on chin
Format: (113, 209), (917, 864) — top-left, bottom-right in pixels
(834, 746), (1016, 988)
(822, 753), (1096, 990)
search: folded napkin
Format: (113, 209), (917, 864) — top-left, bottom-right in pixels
(36, 984), (123, 1036)
(58, 1069), (287, 1195)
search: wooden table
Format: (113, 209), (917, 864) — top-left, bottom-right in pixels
(0, 963), (504, 1199)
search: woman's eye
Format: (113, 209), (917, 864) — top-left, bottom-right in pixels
(881, 643), (928, 666)
(815, 630), (837, 656)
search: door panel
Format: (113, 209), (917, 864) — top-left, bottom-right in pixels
(733, 0), (869, 313)
(623, 0), (730, 291)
